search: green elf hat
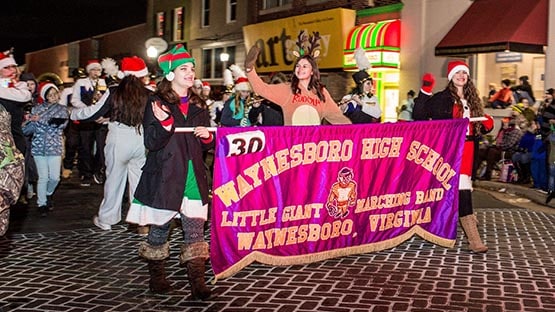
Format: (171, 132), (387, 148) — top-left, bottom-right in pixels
(157, 44), (195, 81)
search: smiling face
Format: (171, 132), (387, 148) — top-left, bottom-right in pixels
(172, 62), (195, 91)
(294, 58), (313, 81)
(451, 70), (468, 88)
(1, 64), (17, 79)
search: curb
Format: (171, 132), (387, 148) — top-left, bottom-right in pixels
(474, 180), (554, 208)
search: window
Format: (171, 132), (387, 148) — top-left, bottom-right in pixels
(172, 7), (184, 41)
(156, 12), (165, 37)
(202, 0), (210, 27)
(228, 0), (237, 23)
(202, 46), (236, 79)
(263, 0), (292, 9)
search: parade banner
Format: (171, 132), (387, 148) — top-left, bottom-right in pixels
(211, 119), (468, 280)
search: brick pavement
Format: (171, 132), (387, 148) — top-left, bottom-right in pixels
(1, 201), (554, 312)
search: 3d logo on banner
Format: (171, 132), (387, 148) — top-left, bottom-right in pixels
(211, 119), (468, 281)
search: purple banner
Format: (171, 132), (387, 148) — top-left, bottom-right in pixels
(211, 119), (468, 280)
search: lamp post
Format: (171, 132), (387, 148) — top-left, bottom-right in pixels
(220, 52), (230, 70)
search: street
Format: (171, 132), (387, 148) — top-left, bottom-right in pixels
(1, 175), (554, 312)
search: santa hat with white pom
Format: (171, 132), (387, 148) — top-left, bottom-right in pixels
(117, 56), (148, 79)
(229, 64), (251, 92)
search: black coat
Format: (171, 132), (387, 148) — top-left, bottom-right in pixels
(134, 95), (214, 212)
(412, 89), (455, 121)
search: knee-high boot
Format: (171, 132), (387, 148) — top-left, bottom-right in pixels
(179, 242), (212, 300)
(139, 241), (172, 294)
(460, 215), (488, 253)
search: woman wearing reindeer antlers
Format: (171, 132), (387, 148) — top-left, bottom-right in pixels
(244, 30), (351, 126)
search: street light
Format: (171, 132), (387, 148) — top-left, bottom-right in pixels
(220, 52), (230, 62)
(147, 46), (158, 58)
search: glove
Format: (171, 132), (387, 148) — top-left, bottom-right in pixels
(481, 114), (494, 134)
(421, 73), (435, 95)
(244, 46), (260, 72)
(48, 118), (67, 126)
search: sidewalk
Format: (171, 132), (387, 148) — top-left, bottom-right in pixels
(474, 178), (554, 209)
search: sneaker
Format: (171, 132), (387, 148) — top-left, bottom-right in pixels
(80, 177), (92, 187)
(93, 173), (105, 185)
(62, 168), (72, 179)
(93, 216), (111, 231)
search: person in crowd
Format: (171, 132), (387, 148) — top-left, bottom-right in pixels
(339, 94), (373, 124)
(512, 120), (536, 185)
(511, 98), (535, 126)
(397, 89), (415, 122)
(487, 83), (497, 98)
(488, 79), (512, 109)
(125, 44), (213, 299)
(71, 56), (150, 233)
(71, 60), (107, 187)
(0, 103), (25, 236)
(18, 72), (40, 203)
(220, 64), (254, 127)
(22, 82), (68, 217)
(477, 117), (522, 181)
(511, 75), (535, 105)
(244, 31), (351, 126)
(192, 79), (203, 96)
(210, 69), (234, 127)
(530, 120), (548, 192)
(0, 50), (32, 155)
(540, 88), (555, 201)
(60, 68), (86, 179)
(413, 60), (494, 253)
(546, 127), (555, 204)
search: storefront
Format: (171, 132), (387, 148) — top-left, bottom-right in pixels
(344, 19), (401, 122)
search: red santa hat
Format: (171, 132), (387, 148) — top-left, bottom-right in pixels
(447, 60), (470, 81)
(202, 81), (211, 90)
(86, 59), (102, 72)
(0, 52), (16, 68)
(229, 64), (251, 92)
(118, 56), (148, 78)
(38, 82), (59, 103)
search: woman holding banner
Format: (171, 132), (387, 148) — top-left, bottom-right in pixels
(126, 44), (213, 299)
(244, 31), (351, 126)
(413, 61), (493, 253)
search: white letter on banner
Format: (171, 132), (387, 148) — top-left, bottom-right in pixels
(226, 130), (266, 157)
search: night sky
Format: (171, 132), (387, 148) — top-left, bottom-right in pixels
(1, 0), (147, 64)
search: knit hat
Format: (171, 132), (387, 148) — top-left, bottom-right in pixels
(447, 60), (470, 81)
(118, 56), (148, 78)
(86, 60), (102, 72)
(229, 64), (251, 92)
(38, 82), (59, 103)
(0, 51), (16, 68)
(157, 44), (195, 81)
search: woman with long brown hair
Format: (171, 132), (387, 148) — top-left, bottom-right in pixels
(244, 31), (350, 126)
(413, 60), (494, 253)
(71, 56), (150, 231)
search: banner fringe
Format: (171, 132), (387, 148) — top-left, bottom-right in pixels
(214, 227), (456, 281)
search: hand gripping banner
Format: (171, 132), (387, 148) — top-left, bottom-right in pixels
(211, 119), (468, 280)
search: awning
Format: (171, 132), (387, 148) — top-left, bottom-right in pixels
(343, 19), (401, 69)
(435, 0), (548, 56)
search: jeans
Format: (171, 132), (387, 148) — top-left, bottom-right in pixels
(34, 155), (62, 206)
(548, 163), (555, 192)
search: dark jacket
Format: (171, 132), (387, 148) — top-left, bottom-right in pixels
(0, 98), (27, 154)
(413, 89), (455, 121)
(134, 95), (214, 211)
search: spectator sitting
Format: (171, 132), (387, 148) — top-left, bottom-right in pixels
(512, 121), (536, 184)
(478, 117), (522, 180)
(511, 75), (535, 105)
(511, 98), (536, 126)
(488, 79), (512, 109)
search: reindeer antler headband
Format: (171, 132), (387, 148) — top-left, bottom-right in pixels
(292, 30), (321, 59)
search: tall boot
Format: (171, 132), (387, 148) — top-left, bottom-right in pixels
(139, 242), (172, 294)
(460, 215), (488, 253)
(180, 242), (212, 300)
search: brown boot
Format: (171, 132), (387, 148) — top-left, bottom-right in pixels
(180, 242), (212, 300)
(139, 242), (172, 294)
(460, 215), (488, 253)
(147, 260), (173, 294)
